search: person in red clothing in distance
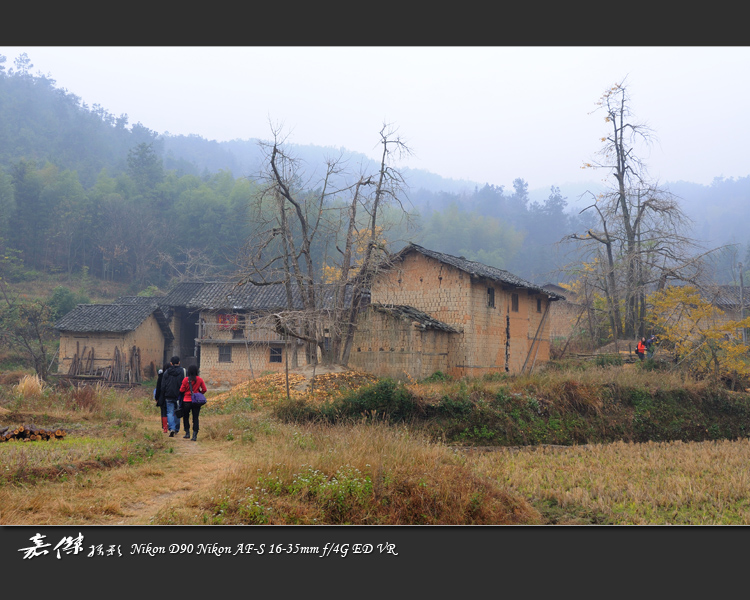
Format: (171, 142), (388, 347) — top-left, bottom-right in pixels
(179, 364), (207, 441)
(636, 337), (647, 361)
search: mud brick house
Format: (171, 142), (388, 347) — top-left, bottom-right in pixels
(158, 281), (310, 389)
(349, 244), (564, 379)
(55, 296), (173, 383)
(700, 285), (750, 339)
(541, 283), (584, 344)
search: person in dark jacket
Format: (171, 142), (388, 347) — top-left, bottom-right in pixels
(160, 356), (186, 437)
(154, 363), (170, 433)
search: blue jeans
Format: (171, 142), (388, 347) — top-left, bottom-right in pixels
(166, 398), (181, 432)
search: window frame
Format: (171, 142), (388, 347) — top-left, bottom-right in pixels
(270, 347), (283, 363)
(218, 344), (232, 363)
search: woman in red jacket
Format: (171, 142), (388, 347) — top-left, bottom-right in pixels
(179, 364), (207, 441)
(636, 337), (646, 361)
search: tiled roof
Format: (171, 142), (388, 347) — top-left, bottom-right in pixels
(55, 302), (170, 336)
(542, 283), (576, 302)
(114, 295), (162, 306)
(371, 303), (459, 333)
(185, 281), (305, 311)
(160, 281), (358, 312)
(158, 282), (209, 307)
(392, 244), (565, 300)
(704, 285), (750, 308)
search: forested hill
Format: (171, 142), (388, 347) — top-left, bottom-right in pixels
(1, 52), (749, 291)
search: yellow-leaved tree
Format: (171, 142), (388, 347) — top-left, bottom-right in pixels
(322, 225), (387, 284)
(648, 285), (750, 383)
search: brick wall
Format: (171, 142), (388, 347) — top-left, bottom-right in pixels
(547, 299), (584, 341)
(348, 305), (453, 380)
(199, 341), (300, 389)
(369, 252), (554, 377)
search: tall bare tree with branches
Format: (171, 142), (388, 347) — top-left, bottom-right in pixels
(569, 80), (707, 340)
(235, 124), (412, 366)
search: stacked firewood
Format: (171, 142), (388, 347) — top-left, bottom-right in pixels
(0, 424), (67, 442)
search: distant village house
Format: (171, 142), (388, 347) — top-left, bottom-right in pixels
(55, 244), (564, 388)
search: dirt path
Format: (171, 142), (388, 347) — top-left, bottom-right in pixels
(109, 434), (235, 525)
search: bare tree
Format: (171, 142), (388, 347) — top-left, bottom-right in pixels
(157, 246), (219, 283)
(569, 80), (705, 340)
(0, 276), (53, 379)
(235, 124), (412, 366)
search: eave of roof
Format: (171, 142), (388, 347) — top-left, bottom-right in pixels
(391, 244), (565, 300)
(371, 303), (460, 333)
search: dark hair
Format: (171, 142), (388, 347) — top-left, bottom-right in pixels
(187, 363), (198, 387)
(170, 356), (180, 365)
(163, 362), (171, 371)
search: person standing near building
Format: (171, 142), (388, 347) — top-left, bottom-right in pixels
(180, 364), (207, 441)
(161, 356), (186, 437)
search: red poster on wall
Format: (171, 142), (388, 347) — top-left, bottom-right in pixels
(217, 313), (238, 330)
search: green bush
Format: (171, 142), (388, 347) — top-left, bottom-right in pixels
(48, 286), (90, 320)
(595, 354), (623, 367)
(422, 371), (451, 383)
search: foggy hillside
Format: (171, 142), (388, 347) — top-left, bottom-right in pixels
(1, 55), (749, 288)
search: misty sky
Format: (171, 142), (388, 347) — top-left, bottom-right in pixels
(2, 46), (749, 192)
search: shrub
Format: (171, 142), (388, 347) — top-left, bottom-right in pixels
(422, 371), (451, 383)
(595, 354), (623, 367)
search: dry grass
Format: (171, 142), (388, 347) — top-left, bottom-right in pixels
(470, 438), (750, 524)
(150, 419), (541, 525)
(4, 364), (750, 525)
(14, 374), (46, 400)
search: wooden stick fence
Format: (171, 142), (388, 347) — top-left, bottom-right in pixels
(65, 344), (142, 385)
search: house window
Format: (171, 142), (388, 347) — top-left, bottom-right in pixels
(487, 287), (495, 308)
(270, 347), (282, 363)
(537, 298), (542, 313)
(231, 314), (246, 338)
(512, 293), (519, 312)
(218, 345), (232, 362)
